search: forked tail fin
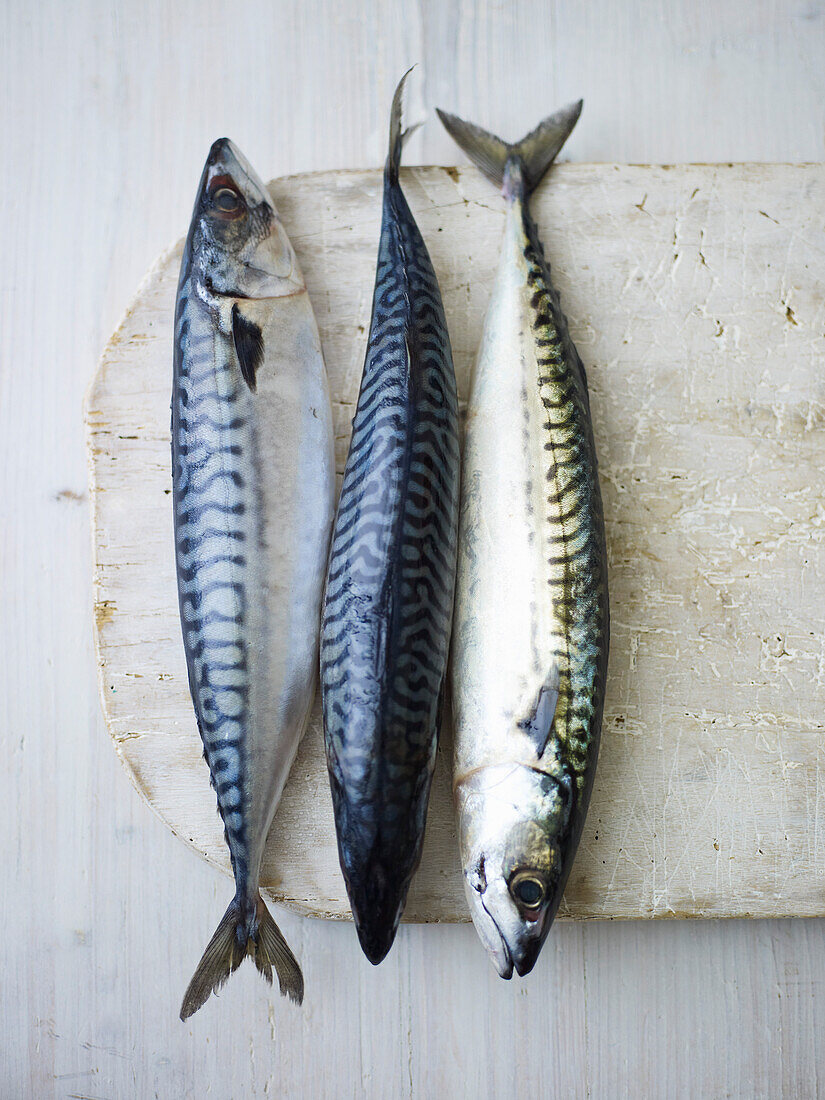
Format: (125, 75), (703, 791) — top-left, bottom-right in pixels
(436, 100), (583, 195)
(387, 66), (422, 185)
(180, 893), (303, 1020)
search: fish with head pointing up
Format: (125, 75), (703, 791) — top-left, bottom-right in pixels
(437, 101), (610, 978)
(172, 139), (335, 1017)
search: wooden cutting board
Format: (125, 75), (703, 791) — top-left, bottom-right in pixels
(86, 163), (825, 922)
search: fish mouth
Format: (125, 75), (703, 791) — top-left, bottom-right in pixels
(344, 861), (408, 966)
(206, 136), (243, 169)
(479, 896), (514, 980)
(354, 913), (400, 966)
(513, 935), (542, 977)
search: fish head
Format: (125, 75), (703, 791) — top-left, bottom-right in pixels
(456, 764), (574, 978)
(328, 760), (429, 966)
(189, 138), (302, 299)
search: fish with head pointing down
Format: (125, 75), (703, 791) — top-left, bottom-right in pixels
(437, 102), (609, 978)
(321, 72), (460, 965)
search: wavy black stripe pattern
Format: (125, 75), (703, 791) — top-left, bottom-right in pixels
(520, 195), (610, 855)
(172, 241), (254, 892)
(321, 169), (459, 940)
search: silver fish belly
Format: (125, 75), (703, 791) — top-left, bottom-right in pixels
(173, 139), (335, 1018)
(439, 103), (609, 978)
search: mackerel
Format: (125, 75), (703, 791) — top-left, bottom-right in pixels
(173, 139), (335, 1017)
(438, 102), (609, 977)
(321, 73), (460, 963)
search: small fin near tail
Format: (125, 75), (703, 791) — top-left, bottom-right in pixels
(435, 100), (583, 195)
(387, 66), (420, 184)
(180, 894), (303, 1020)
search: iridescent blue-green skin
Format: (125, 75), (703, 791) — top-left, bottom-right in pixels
(320, 150), (460, 964)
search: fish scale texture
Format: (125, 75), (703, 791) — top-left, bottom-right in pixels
(321, 174), (459, 939)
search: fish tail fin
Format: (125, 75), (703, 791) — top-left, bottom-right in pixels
(252, 895), (304, 1004)
(436, 100), (583, 195)
(179, 893), (303, 1020)
(387, 66), (419, 184)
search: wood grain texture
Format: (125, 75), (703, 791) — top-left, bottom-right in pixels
(88, 162), (825, 925)
(4, 0), (825, 1096)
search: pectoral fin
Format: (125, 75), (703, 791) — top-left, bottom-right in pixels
(231, 302), (264, 392)
(517, 670), (559, 757)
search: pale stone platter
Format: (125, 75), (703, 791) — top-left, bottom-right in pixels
(86, 163), (825, 922)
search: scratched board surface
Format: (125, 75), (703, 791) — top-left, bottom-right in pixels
(86, 163), (825, 921)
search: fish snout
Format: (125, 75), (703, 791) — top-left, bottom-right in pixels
(206, 137), (249, 178)
(512, 929), (544, 977)
(346, 861), (408, 965)
(200, 138), (276, 225)
(461, 873), (515, 979)
(206, 136), (234, 164)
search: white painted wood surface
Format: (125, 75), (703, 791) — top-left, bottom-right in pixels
(89, 163), (825, 925)
(4, 1), (825, 1096)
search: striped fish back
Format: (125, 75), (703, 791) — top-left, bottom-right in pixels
(521, 200), (610, 795)
(321, 174), (459, 836)
(172, 277), (254, 889)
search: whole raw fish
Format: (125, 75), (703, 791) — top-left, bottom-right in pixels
(438, 102), (609, 977)
(321, 73), (460, 963)
(172, 139), (335, 1017)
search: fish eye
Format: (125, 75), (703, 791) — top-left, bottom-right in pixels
(212, 187), (242, 213)
(509, 873), (545, 910)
